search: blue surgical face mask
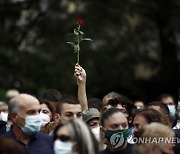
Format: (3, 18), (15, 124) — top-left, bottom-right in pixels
(19, 114), (42, 136)
(167, 105), (176, 117)
(54, 140), (73, 154)
(177, 102), (180, 111)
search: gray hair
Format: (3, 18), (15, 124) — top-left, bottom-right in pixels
(8, 97), (20, 114)
(66, 119), (98, 154)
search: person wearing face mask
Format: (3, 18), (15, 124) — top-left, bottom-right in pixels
(0, 93), (54, 154)
(53, 119), (99, 154)
(158, 93), (178, 127)
(39, 99), (59, 135)
(82, 108), (100, 141)
(0, 101), (12, 134)
(100, 107), (133, 154)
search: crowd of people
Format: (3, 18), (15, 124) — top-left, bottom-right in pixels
(0, 64), (180, 154)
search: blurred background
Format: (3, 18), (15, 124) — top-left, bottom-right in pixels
(0, 0), (180, 103)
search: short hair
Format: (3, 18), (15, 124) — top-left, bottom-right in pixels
(88, 98), (103, 111)
(100, 107), (127, 127)
(107, 97), (135, 117)
(102, 91), (122, 105)
(148, 101), (170, 115)
(133, 108), (163, 124)
(158, 93), (176, 104)
(56, 95), (80, 114)
(8, 97), (20, 114)
(41, 89), (62, 102)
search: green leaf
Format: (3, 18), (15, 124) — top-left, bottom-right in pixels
(82, 38), (92, 41)
(66, 42), (76, 47)
(79, 31), (84, 35)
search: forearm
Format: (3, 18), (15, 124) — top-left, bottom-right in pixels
(78, 82), (88, 111)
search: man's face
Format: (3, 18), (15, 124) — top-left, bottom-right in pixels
(104, 112), (128, 130)
(15, 95), (41, 127)
(134, 101), (144, 109)
(87, 118), (99, 129)
(0, 104), (8, 113)
(133, 115), (148, 135)
(161, 97), (174, 105)
(60, 103), (82, 123)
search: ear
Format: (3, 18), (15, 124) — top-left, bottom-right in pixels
(100, 126), (106, 136)
(9, 112), (18, 123)
(54, 113), (60, 124)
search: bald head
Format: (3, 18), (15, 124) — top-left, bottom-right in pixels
(9, 94), (40, 115)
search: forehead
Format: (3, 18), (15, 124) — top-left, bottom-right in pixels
(135, 102), (144, 106)
(104, 112), (128, 127)
(40, 104), (49, 110)
(0, 105), (8, 109)
(133, 115), (148, 125)
(61, 103), (82, 113)
(18, 96), (40, 112)
(57, 125), (69, 136)
(162, 97), (174, 103)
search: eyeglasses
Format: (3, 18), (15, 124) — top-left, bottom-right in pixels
(56, 135), (71, 142)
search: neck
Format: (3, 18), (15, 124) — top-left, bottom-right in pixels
(13, 124), (31, 145)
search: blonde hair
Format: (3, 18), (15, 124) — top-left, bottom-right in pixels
(134, 122), (175, 154)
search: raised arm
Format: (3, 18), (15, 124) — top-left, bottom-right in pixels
(74, 63), (88, 110)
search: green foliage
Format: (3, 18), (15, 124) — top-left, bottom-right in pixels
(0, 0), (180, 102)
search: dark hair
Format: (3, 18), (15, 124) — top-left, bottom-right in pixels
(133, 108), (163, 124)
(56, 95), (80, 114)
(100, 107), (127, 127)
(102, 91), (122, 105)
(39, 99), (55, 121)
(88, 98), (103, 111)
(148, 101), (170, 115)
(41, 89), (62, 102)
(107, 97), (135, 117)
(158, 93), (176, 104)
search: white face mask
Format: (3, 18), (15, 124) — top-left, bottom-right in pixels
(0, 112), (8, 122)
(167, 105), (176, 117)
(40, 112), (50, 127)
(91, 126), (100, 141)
(54, 140), (73, 154)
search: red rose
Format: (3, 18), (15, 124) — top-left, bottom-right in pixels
(77, 18), (85, 25)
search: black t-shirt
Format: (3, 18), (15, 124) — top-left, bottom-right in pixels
(100, 143), (134, 154)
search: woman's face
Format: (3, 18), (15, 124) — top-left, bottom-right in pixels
(57, 125), (69, 137)
(56, 125), (77, 153)
(40, 104), (52, 118)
